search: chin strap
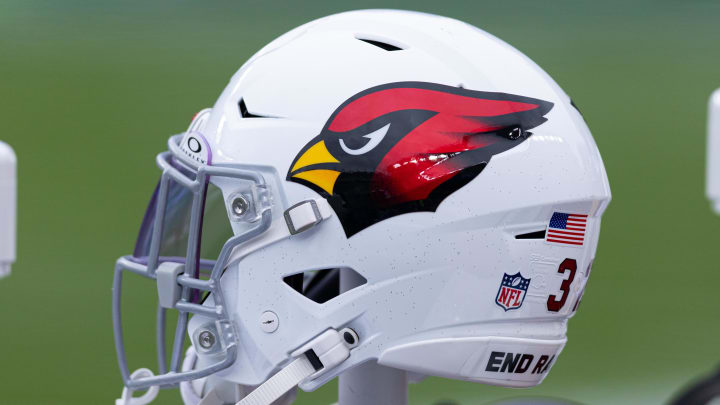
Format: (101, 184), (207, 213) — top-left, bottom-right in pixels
(235, 356), (316, 405)
(180, 348), (205, 405)
(236, 329), (351, 405)
(115, 369), (160, 405)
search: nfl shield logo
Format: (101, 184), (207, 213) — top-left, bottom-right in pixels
(495, 272), (531, 311)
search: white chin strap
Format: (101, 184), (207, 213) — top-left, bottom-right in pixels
(174, 329), (350, 405)
(234, 356), (316, 405)
(115, 369), (159, 405)
(180, 348), (204, 405)
(237, 329), (350, 405)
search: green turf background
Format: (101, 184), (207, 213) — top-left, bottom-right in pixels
(1, 1), (719, 404)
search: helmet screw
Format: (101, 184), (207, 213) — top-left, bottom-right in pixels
(259, 311), (279, 333)
(198, 330), (216, 349)
(231, 196), (249, 217)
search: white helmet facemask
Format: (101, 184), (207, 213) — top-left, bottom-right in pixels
(114, 132), (272, 386)
(114, 131), (344, 405)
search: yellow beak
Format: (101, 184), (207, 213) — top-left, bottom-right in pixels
(289, 140), (341, 195)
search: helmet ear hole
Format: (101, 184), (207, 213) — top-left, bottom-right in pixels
(283, 268), (367, 304)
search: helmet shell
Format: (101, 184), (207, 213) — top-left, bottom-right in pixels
(187, 9), (611, 390)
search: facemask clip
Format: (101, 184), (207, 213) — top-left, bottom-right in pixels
(156, 262), (185, 309)
(193, 320), (236, 357)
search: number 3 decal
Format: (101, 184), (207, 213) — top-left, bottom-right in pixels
(547, 258), (577, 312)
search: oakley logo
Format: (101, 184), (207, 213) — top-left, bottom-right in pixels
(178, 133), (211, 165)
(187, 137), (202, 153)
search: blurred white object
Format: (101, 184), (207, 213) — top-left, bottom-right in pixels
(708, 89), (720, 214)
(0, 141), (16, 278)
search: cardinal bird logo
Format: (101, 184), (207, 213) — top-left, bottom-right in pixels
(287, 82), (554, 237)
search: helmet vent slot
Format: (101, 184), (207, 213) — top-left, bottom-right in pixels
(515, 230), (546, 240)
(238, 98), (274, 119)
(283, 267), (366, 304)
(356, 37), (404, 52)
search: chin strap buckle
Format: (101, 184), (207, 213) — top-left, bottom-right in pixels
(236, 329), (351, 405)
(284, 199), (332, 235)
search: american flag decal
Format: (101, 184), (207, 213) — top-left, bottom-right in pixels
(546, 212), (588, 246)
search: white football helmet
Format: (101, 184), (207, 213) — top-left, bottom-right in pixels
(112, 9), (611, 405)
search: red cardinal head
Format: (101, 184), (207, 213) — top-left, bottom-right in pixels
(287, 82), (554, 237)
